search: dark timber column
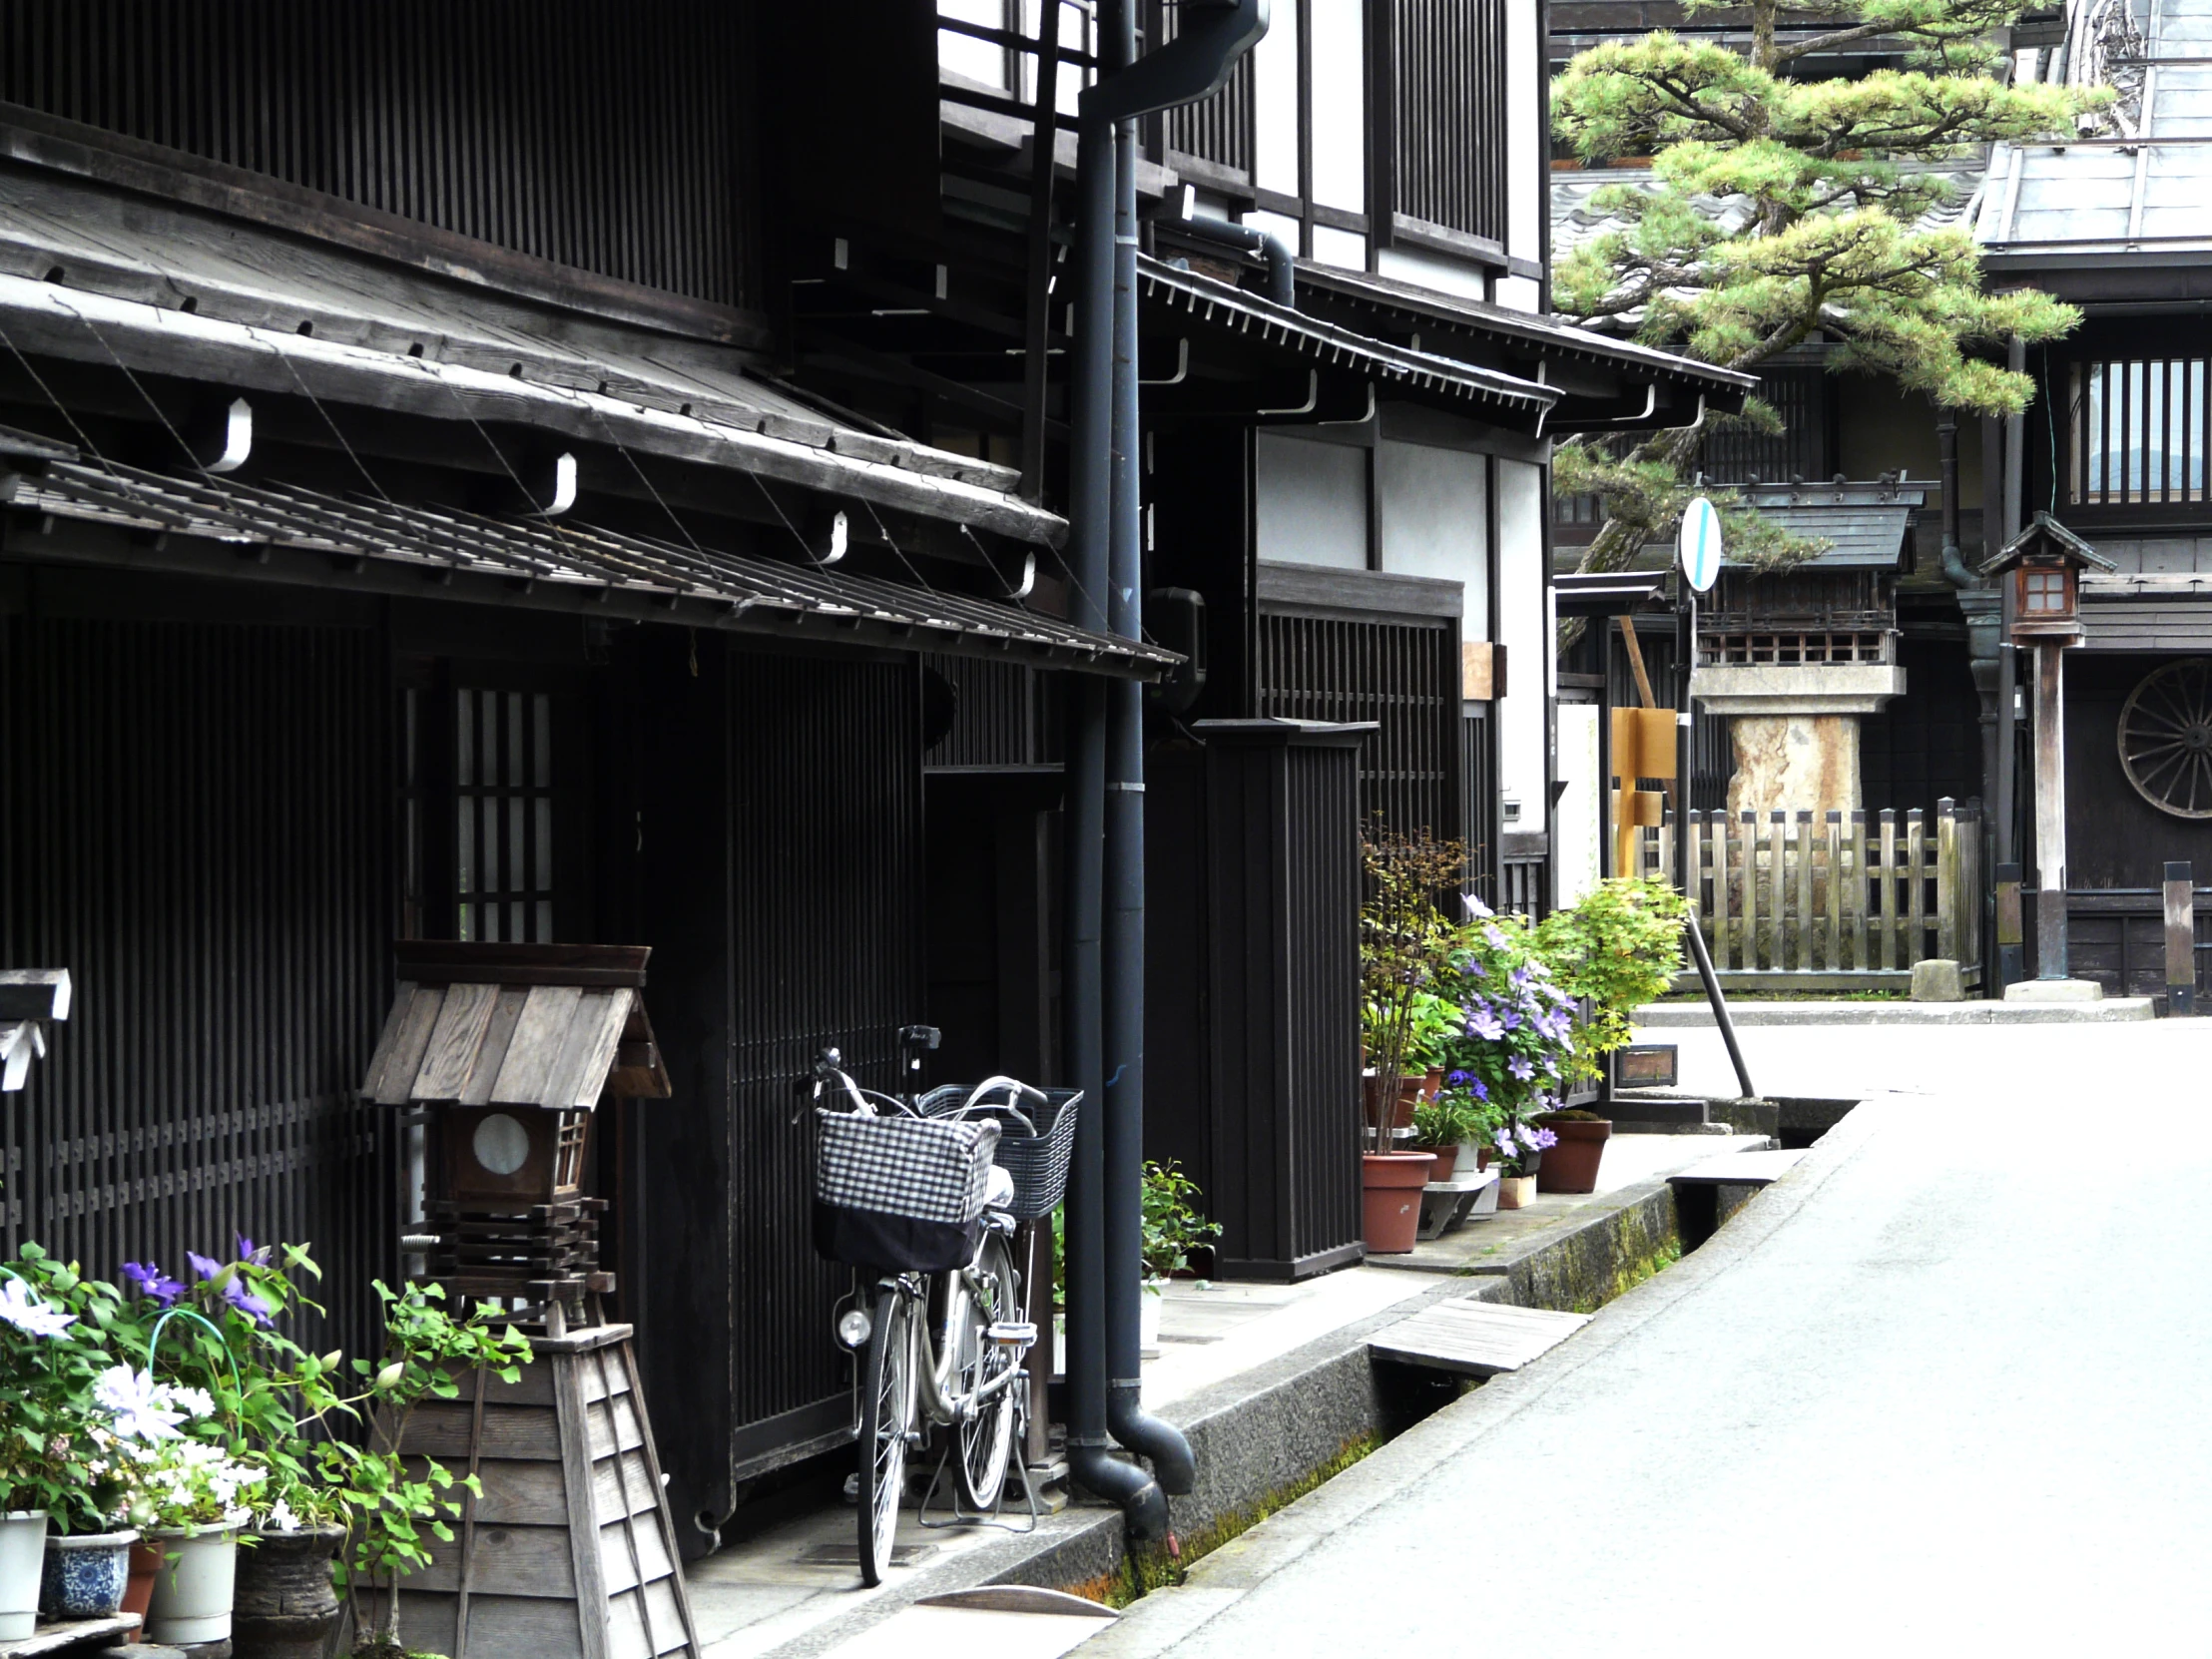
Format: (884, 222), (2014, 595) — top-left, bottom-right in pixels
(2032, 641), (2067, 979)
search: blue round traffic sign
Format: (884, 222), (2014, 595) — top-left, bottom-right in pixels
(1679, 496), (1723, 593)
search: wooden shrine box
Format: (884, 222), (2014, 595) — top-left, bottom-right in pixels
(360, 943), (700, 1659)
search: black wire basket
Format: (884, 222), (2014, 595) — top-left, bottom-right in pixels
(917, 1083), (1082, 1221)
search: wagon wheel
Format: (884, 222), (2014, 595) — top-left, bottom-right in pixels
(2118, 660), (2212, 819)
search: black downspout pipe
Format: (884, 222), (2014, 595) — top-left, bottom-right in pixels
(1065, 0), (1267, 1536)
(1165, 211), (1296, 307)
(1104, 41), (1196, 1499)
(1063, 68), (1162, 1533)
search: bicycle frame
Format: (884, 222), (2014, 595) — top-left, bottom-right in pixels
(852, 1213), (1022, 1437)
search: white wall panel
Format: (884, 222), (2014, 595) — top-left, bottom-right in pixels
(1309, 0), (1367, 212)
(1495, 457), (1547, 832)
(1505, 0), (1542, 266)
(1254, 1), (1302, 196)
(1378, 440), (1487, 626)
(1257, 431), (1370, 569)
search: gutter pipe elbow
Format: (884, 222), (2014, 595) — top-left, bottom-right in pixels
(1168, 212), (1297, 307)
(1068, 1440), (1172, 1541)
(1109, 1382), (1196, 1495)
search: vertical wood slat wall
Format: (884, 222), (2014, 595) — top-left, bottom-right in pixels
(723, 653), (923, 1464)
(1256, 609), (1461, 844)
(0, 615), (396, 1361)
(1391, 0), (1508, 241)
(0, 0), (749, 306)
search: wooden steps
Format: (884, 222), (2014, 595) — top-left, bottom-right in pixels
(1368, 1298), (1590, 1380)
(1667, 1148), (1808, 1188)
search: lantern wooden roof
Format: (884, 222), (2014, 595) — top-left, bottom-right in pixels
(1980, 512), (2116, 577)
(361, 944), (672, 1110)
(0, 969), (70, 1093)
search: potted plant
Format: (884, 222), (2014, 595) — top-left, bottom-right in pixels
(1360, 825), (1468, 1253)
(324, 1281), (530, 1659)
(0, 1248), (115, 1636)
(1139, 1162), (1221, 1357)
(1528, 877), (1690, 1193)
(1487, 1120), (1556, 1210)
(1408, 1088), (1484, 1181)
(1434, 901), (1583, 1172)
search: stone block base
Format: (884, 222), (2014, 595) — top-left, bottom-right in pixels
(2003, 978), (2104, 1003)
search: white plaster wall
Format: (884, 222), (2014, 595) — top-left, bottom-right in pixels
(1309, 0), (1367, 213)
(1313, 226), (1369, 271)
(1377, 440), (1487, 626)
(1377, 246), (1488, 303)
(1495, 457), (1548, 833)
(1256, 431), (1369, 568)
(1254, 0), (1301, 197)
(1494, 275), (1543, 314)
(1555, 702), (1603, 905)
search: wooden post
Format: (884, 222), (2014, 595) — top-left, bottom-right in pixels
(1878, 810), (1899, 971)
(1907, 808), (1928, 965)
(2033, 641), (2069, 978)
(1936, 799), (1960, 967)
(1848, 810), (1870, 970)
(1765, 812), (1785, 972)
(1794, 811), (1814, 970)
(1740, 811), (1759, 971)
(1824, 811), (1844, 971)
(2165, 860), (2195, 1015)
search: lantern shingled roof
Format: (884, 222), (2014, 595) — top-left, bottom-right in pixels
(360, 944), (673, 1109)
(1980, 511), (2118, 579)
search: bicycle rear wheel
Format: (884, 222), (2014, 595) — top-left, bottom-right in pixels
(955, 1229), (1021, 1509)
(857, 1285), (910, 1586)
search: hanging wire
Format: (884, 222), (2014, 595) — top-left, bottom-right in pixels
(240, 321), (400, 505)
(47, 294), (214, 478)
(0, 315), (122, 479)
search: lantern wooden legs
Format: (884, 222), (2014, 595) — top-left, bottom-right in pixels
(2032, 641), (2068, 980)
(395, 1324), (701, 1659)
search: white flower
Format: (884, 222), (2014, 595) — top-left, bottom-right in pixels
(262, 1499), (299, 1534)
(94, 1366), (185, 1441)
(0, 1277), (76, 1338)
(168, 1386), (216, 1419)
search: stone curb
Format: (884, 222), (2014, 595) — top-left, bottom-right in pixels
(746, 1169), (1717, 1656)
(1636, 998), (2154, 1026)
(1076, 1096), (1891, 1657)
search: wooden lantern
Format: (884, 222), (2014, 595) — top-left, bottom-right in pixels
(360, 944), (700, 1659)
(1982, 512), (2114, 646)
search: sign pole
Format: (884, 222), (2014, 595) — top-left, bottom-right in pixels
(1675, 501), (1755, 1100)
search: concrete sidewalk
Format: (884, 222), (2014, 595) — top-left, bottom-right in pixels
(685, 1133), (1765, 1658)
(1075, 1019), (2212, 1655)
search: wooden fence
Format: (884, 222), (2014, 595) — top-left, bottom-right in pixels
(1629, 800), (1983, 990)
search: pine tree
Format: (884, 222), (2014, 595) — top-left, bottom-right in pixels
(1552, 0), (2104, 574)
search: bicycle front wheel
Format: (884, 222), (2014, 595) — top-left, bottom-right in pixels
(857, 1284), (910, 1587)
(955, 1229), (1022, 1509)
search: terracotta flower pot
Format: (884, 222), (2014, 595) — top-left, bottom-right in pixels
(232, 1524), (343, 1659)
(121, 1537), (161, 1619)
(1495, 1175), (1537, 1210)
(1419, 1143), (1458, 1181)
(1361, 1074), (1426, 1135)
(1535, 1119), (1612, 1194)
(1361, 1152), (1433, 1254)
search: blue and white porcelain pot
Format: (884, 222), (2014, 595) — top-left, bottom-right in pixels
(40, 1527), (139, 1619)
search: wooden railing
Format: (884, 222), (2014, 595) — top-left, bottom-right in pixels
(1629, 800), (1983, 990)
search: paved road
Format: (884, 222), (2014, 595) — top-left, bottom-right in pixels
(1078, 1022), (2212, 1655)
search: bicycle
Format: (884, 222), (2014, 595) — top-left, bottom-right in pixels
(802, 1034), (1078, 1587)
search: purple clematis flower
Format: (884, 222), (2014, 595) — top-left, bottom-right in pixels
(235, 1236), (272, 1267)
(1466, 1006), (1505, 1041)
(189, 1250), (274, 1328)
(1508, 1055), (1535, 1082)
(122, 1262), (184, 1307)
(1445, 1070), (1473, 1087)
(1462, 892), (1493, 920)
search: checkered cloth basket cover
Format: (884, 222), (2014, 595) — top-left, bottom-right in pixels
(915, 1084), (1081, 1221)
(812, 1108), (1001, 1273)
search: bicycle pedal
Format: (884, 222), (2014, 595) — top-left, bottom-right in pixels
(987, 1322), (1037, 1347)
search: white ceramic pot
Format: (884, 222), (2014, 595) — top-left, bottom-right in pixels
(40, 1527), (139, 1618)
(144, 1526), (238, 1644)
(0, 1511), (49, 1639)
(1139, 1278), (1167, 1358)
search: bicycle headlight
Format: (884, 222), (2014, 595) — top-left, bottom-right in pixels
(836, 1308), (872, 1350)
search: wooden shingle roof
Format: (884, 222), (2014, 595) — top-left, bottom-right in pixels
(361, 944), (672, 1110)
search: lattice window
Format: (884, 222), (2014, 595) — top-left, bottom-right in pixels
(456, 689), (557, 944)
(1701, 632), (1895, 667)
(2070, 357), (2212, 506)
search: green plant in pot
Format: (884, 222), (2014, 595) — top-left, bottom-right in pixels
(1407, 1090), (1485, 1181)
(1139, 1162), (1221, 1355)
(1359, 825), (1469, 1253)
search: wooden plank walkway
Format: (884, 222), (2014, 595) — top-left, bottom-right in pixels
(1666, 1149), (1809, 1188)
(0, 1613), (139, 1657)
(1368, 1299), (1590, 1380)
